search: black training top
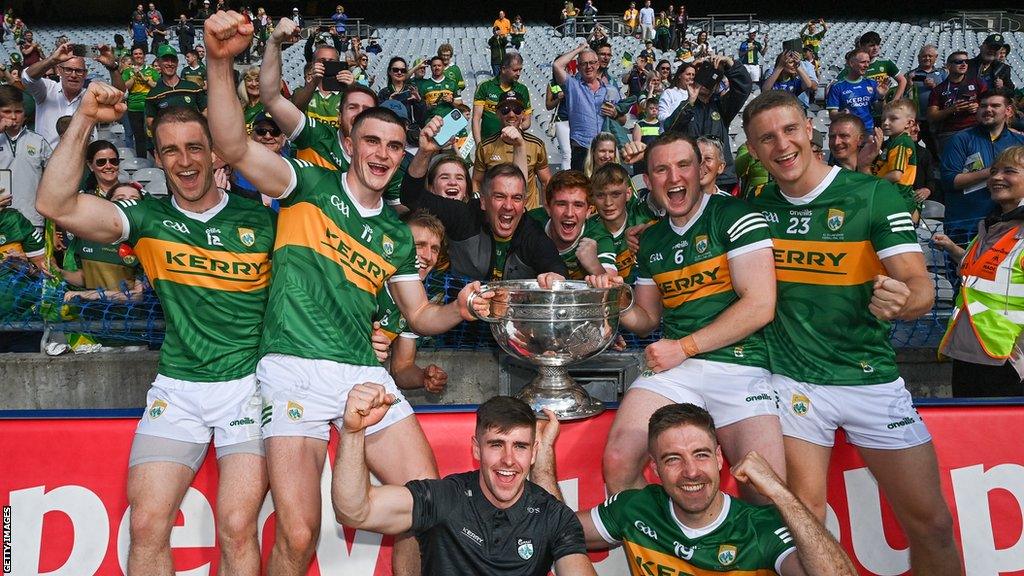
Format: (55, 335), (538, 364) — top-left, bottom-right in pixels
(406, 471), (587, 575)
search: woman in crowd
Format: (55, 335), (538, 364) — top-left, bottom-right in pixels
(693, 29), (713, 58)
(935, 146), (1024, 398)
(658, 62), (694, 123)
(378, 56), (426, 128)
(763, 50), (817, 106)
(510, 16), (527, 52)
(426, 153), (471, 202)
(236, 66), (264, 131)
(654, 10), (672, 52)
(562, 1), (578, 37)
(583, 132), (621, 177)
(352, 53), (373, 87)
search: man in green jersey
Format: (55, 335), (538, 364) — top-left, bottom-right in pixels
(37, 83), (275, 576)
(204, 12), (488, 576)
(418, 55), (464, 121)
(528, 169), (618, 279)
(588, 163), (658, 284)
(180, 48), (206, 89)
(741, 90), (961, 575)
(597, 134), (785, 505)
(472, 52), (532, 144)
(260, 17), (406, 209)
(144, 44), (206, 135)
(798, 19), (827, 57)
(537, 403), (857, 576)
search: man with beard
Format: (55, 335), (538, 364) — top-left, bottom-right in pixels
(402, 115), (567, 282)
(473, 90), (550, 210)
(204, 12), (488, 576)
(529, 169), (617, 279)
(37, 84), (276, 576)
(537, 403), (857, 576)
(259, 16), (406, 209)
(335, 388), (595, 574)
(968, 34), (1015, 92)
(597, 134), (785, 505)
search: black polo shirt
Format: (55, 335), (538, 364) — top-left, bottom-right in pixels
(406, 471), (587, 575)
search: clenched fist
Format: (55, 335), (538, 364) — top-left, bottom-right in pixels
(204, 11), (254, 60)
(79, 82), (127, 124)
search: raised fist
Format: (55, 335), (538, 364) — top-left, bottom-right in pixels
(79, 82), (127, 124)
(204, 10), (254, 60)
(271, 17), (298, 43)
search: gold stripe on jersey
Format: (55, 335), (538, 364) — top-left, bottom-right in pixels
(134, 238), (271, 292)
(275, 202), (396, 295)
(0, 241), (24, 255)
(296, 148), (340, 171)
(623, 541), (775, 576)
(616, 249), (637, 279)
(652, 254), (732, 309)
(772, 239), (883, 286)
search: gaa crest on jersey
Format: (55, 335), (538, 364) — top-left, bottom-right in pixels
(286, 400), (304, 421)
(517, 538), (534, 560)
(148, 399), (168, 419)
(695, 234), (708, 254)
(382, 234), (395, 258)
(827, 209), (845, 232)
(860, 361), (874, 374)
(238, 227), (255, 247)
(791, 393), (810, 416)
(0, 235), (6, 245)
(717, 544), (737, 566)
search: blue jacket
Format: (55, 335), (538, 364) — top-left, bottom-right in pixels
(941, 125), (1024, 229)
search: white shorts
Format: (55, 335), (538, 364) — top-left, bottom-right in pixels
(257, 353), (414, 440)
(773, 374), (933, 450)
(137, 373), (263, 448)
(629, 358), (778, 428)
(744, 64), (762, 83)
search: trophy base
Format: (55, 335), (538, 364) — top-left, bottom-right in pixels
(515, 367), (605, 421)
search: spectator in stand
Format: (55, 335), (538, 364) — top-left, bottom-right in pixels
(594, 41), (614, 83)
(0, 190), (49, 273)
(827, 48), (882, 132)
(351, 53), (373, 87)
(665, 55), (751, 193)
(621, 53), (653, 99)
(546, 79), (571, 171)
(237, 66), (264, 132)
(738, 30), (768, 85)
(763, 50), (818, 106)
(423, 153), (471, 202)
(419, 55), (464, 123)
(174, 13), (196, 55)
(149, 13), (169, 55)
(658, 62), (693, 123)
(438, 43), (465, 96)
(587, 23), (609, 52)
(146, 2), (163, 25)
(231, 111), (289, 203)
(654, 11), (671, 52)
(582, 131), (620, 177)
(562, 1), (578, 38)
(131, 4), (145, 24)
(181, 48), (206, 89)
(0, 84), (52, 230)
(19, 30), (43, 69)
(799, 18), (827, 56)
(195, 0), (212, 20)
(144, 44), (206, 136)
(331, 4), (349, 35)
(673, 5), (687, 50)
(473, 52), (531, 145)
(252, 8), (270, 56)
(473, 90), (550, 210)
(968, 33), (1015, 92)
(693, 30), (713, 59)
(623, 2), (639, 37)
(0, 57), (25, 90)
(908, 120), (940, 205)
(827, 112), (876, 172)
(510, 16), (526, 52)
(927, 50), (986, 153)
(10, 18), (25, 45)
(379, 56), (426, 132)
(487, 26), (508, 78)
(941, 91), (1024, 234)
(844, 31), (907, 124)
(122, 46), (159, 158)
(638, 0), (654, 43)
(802, 44), (820, 78)
(293, 39), (348, 128)
(290, 7), (304, 29)
(581, 0), (598, 36)
(493, 10), (511, 38)
(130, 13), (149, 52)
(112, 33), (131, 60)
(553, 42), (624, 171)
(908, 44), (946, 157)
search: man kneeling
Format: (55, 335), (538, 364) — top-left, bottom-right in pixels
(334, 385), (596, 575)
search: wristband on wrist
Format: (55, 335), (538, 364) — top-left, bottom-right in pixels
(679, 335), (700, 358)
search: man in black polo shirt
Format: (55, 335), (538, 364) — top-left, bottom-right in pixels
(334, 385), (596, 575)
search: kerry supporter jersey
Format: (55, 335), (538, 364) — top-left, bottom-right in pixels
(114, 193), (275, 381)
(289, 115), (404, 206)
(261, 159), (419, 366)
(592, 486), (795, 576)
(635, 193), (772, 368)
(528, 208), (617, 279)
(596, 194), (658, 283)
(750, 166), (921, 385)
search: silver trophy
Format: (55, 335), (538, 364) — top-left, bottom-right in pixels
(468, 280), (634, 420)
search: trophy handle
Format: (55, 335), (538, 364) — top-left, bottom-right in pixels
(466, 284), (501, 323)
(618, 283), (635, 314)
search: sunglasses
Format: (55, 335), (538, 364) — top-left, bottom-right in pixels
(497, 104), (524, 115)
(390, 67), (407, 73)
(93, 157), (121, 167)
(254, 127), (281, 137)
(950, 59), (968, 65)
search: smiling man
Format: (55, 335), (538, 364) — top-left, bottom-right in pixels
(144, 44), (206, 135)
(335, 386), (596, 576)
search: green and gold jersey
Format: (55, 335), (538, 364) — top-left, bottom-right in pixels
(635, 193), (772, 367)
(528, 208), (617, 279)
(180, 63), (207, 88)
(872, 132), (918, 188)
(594, 487), (795, 576)
(443, 63), (466, 94)
(492, 237), (510, 280)
(290, 115), (405, 206)
(144, 78), (206, 123)
(0, 208), (44, 258)
(416, 75), (460, 119)
(261, 159), (419, 366)
(473, 78), (532, 142)
(595, 195), (659, 284)
(375, 284), (409, 341)
(306, 90), (342, 128)
(122, 66), (160, 112)
(750, 166), (921, 385)
(63, 230), (140, 290)
(114, 193), (275, 381)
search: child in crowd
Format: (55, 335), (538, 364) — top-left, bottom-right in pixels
(872, 99), (921, 221)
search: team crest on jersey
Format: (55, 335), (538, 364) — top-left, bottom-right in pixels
(148, 399), (168, 419)
(517, 539), (534, 560)
(286, 400), (304, 421)
(382, 234), (395, 258)
(695, 235), (708, 254)
(791, 393), (810, 416)
(733, 346), (744, 358)
(867, 86), (874, 93)
(238, 227), (255, 247)
(717, 545), (738, 566)
(860, 361), (874, 374)
(711, 111), (721, 121)
(184, 96), (192, 103)
(0, 235), (6, 245)
(827, 209), (845, 231)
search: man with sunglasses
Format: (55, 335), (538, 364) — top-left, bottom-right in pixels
(232, 112), (288, 202)
(472, 52), (532, 144)
(474, 91), (550, 210)
(927, 51), (987, 154)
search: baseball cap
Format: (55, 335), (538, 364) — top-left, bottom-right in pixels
(497, 90), (525, 110)
(156, 44), (178, 59)
(983, 33), (1005, 48)
(379, 100), (408, 121)
(252, 111), (280, 130)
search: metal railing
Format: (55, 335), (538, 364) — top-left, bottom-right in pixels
(942, 11), (1022, 33)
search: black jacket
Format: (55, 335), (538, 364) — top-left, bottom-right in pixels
(400, 173), (568, 281)
(967, 56), (1016, 92)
